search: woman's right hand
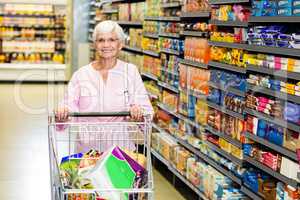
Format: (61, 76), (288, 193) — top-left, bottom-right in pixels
(54, 107), (69, 122)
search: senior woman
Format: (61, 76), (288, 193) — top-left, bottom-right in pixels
(55, 20), (153, 153)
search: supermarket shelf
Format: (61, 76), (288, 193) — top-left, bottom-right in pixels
(244, 107), (300, 133)
(209, 41), (248, 50)
(117, 21), (143, 26)
(3, 14), (55, 18)
(247, 45), (300, 58)
(209, 0), (249, 4)
(143, 50), (160, 57)
(0, 64), (65, 70)
(244, 131), (298, 161)
(159, 32), (181, 38)
(247, 84), (300, 104)
(241, 185), (264, 200)
(151, 149), (209, 200)
(180, 31), (208, 38)
(244, 155), (299, 188)
(206, 125), (243, 148)
(179, 58), (208, 69)
(209, 81), (246, 97)
(122, 46), (143, 54)
(159, 16), (181, 22)
(0, 24), (65, 29)
(160, 48), (181, 56)
(249, 16), (300, 23)
(206, 141), (244, 166)
(0, 64), (66, 81)
(177, 113), (205, 130)
(143, 33), (159, 39)
(177, 138), (242, 185)
(180, 11), (210, 18)
(102, 9), (118, 14)
(141, 72), (158, 81)
(160, 2), (181, 8)
(247, 64), (300, 81)
(206, 100), (245, 120)
(208, 61), (246, 74)
(144, 16), (160, 21)
(157, 81), (179, 93)
(209, 19), (248, 27)
(151, 149), (170, 167)
(156, 102), (180, 118)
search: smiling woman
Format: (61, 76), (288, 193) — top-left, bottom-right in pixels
(54, 20), (153, 152)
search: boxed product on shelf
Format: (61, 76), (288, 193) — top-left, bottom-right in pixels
(179, 64), (210, 94)
(245, 53), (300, 73)
(210, 69), (247, 92)
(280, 156), (300, 181)
(159, 38), (184, 53)
(210, 28), (248, 44)
(142, 37), (160, 52)
(162, 90), (179, 112)
(276, 182), (300, 200)
(179, 91), (196, 117)
(160, 54), (179, 88)
(131, 2), (145, 22)
(186, 157), (203, 188)
(160, 22), (182, 34)
(182, 0), (211, 13)
(283, 130), (300, 152)
(211, 5), (251, 22)
(195, 98), (208, 126)
(247, 73), (300, 97)
(210, 46), (247, 68)
(172, 147), (191, 175)
(184, 37), (210, 64)
(143, 21), (160, 34)
(118, 3), (130, 21)
(129, 28), (143, 49)
(247, 26), (300, 49)
(143, 55), (161, 77)
(161, 7), (181, 17)
(145, 0), (161, 17)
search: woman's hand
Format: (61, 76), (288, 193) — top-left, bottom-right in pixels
(130, 105), (143, 121)
(54, 107), (69, 122)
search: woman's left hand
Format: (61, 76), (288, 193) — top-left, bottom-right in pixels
(130, 105), (143, 121)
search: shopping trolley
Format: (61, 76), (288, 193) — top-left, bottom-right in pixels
(48, 111), (154, 200)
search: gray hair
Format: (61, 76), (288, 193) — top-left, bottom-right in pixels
(92, 20), (126, 43)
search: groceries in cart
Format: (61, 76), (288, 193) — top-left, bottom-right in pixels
(59, 145), (148, 200)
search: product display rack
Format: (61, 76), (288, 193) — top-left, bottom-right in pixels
(244, 132), (298, 162)
(247, 64), (300, 81)
(0, 3), (68, 82)
(247, 84), (300, 105)
(209, 19), (248, 27)
(179, 58), (208, 69)
(91, 0), (300, 199)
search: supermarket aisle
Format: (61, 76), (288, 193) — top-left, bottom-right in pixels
(0, 83), (185, 200)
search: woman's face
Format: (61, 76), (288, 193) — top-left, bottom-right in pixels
(95, 31), (123, 59)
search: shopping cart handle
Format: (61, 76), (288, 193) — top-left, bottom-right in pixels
(68, 111), (131, 117)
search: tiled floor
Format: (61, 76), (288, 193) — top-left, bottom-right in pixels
(0, 83), (185, 200)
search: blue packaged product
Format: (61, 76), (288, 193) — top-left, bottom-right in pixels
(292, 7), (300, 15)
(278, 7), (293, 15)
(278, 0), (293, 8)
(293, 0), (300, 8)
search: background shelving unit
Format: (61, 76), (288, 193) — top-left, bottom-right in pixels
(0, 3), (68, 82)
(90, 0), (300, 199)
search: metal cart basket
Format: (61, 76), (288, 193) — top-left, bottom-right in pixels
(48, 112), (153, 200)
